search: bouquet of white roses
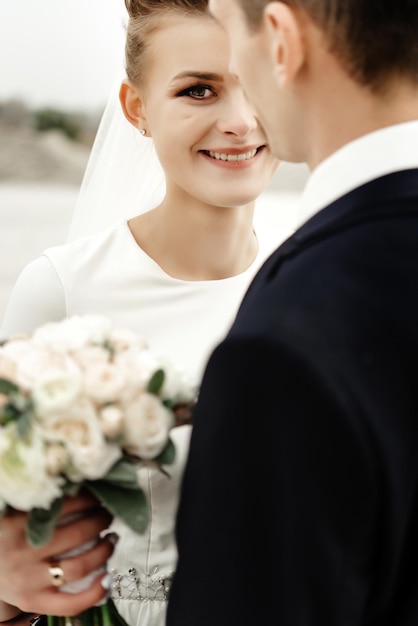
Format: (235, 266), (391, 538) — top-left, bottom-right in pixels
(0, 315), (196, 626)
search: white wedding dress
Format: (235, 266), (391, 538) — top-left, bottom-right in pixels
(0, 219), (290, 626)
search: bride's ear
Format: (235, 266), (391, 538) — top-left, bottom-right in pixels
(119, 80), (149, 132)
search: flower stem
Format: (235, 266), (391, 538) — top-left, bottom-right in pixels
(100, 604), (112, 626)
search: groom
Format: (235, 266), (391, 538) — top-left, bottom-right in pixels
(166, 0), (418, 624)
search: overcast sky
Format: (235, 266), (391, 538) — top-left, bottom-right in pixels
(0, 0), (127, 112)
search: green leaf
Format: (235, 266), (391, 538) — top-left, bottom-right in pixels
(16, 411), (34, 440)
(147, 369), (165, 395)
(62, 481), (81, 496)
(86, 481), (149, 534)
(0, 387), (32, 428)
(104, 459), (141, 489)
(11, 393), (31, 413)
(101, 340), (116, 359)
(0, 402), (20, 425)
(26, 497), (64, 547)
(0, 378), (20, 396)
(154, 437), (175, 466)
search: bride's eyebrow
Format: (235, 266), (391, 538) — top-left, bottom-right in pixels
(171, 71), (223, 82)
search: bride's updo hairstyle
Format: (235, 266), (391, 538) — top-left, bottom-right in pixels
(124, 0), (209, 86)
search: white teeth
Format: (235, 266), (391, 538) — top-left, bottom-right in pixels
(208, 149), (257, 161)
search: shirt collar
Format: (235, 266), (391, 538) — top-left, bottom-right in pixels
(297, 120), (418, 229)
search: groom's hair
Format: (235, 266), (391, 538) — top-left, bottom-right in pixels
(237, 0), (418, 91)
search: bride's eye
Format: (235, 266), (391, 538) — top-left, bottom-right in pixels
(178, 84), (215, 100)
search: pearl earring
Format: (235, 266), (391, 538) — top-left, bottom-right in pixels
(139, 128), (146, 136)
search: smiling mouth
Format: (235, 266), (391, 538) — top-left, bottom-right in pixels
(201, 146), (265, 162)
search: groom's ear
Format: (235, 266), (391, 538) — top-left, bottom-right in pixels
(263, 2), (305, 88)
(119, 80), (148, 130)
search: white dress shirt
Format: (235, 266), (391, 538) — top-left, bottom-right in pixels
(298, 120), (418, 228)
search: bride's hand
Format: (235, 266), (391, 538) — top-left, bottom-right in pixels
(0, 491), (115, 619)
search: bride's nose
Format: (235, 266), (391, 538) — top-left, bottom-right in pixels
(216, 89), (258, 137)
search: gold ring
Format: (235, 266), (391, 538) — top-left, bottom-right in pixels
(48, 564), (65, 587)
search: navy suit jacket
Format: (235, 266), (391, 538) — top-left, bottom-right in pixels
(166, 170), (418, 626)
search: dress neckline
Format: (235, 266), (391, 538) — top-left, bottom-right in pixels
(120, 220), (266, 286)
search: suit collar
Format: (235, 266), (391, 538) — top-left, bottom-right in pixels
(294, 169), (418, 244)
(240, 169), (418, 307)
(260, 169), (418, 273)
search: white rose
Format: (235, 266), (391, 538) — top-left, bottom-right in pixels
(32, 319), (91, 352)
(161, 363), (197, 404)
(99, 404), (124, 439)
(123, 392), (172, 459)
(114, 349), (162, 402)
(136, 352), (196, 403)
(83, 361), (126, 404)
(40, 398), (122, 480)
(0, 424), (64, 511)
(0, 338), (31, 359)
(33, 315), (112, 352)
(71, 344), (110, 370)
(141, 352), (197, 403)
(13, 344), (80, 392)
(45, 442), (70, 475)
(0, 350), (18, 381)
(33, 372), (82, 415)
(136, 349), (165, 381)
(0, 339), (34, 385)
(107, 328), (149, 353)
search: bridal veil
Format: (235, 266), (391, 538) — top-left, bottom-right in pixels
(67, 75), (165, 242)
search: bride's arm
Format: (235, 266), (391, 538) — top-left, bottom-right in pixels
(0, 255), (66, 339)
(0, 258), (117, 617)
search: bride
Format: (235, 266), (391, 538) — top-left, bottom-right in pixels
(0, 1), (291, 625)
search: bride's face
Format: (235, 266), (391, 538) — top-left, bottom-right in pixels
(136, 14), (279, 209)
